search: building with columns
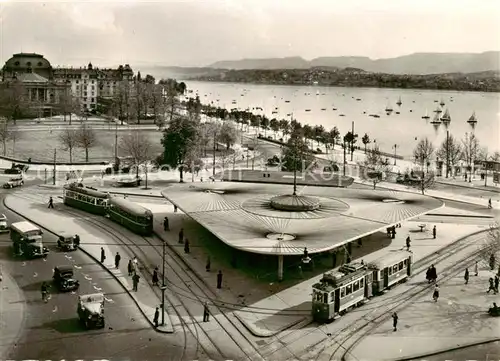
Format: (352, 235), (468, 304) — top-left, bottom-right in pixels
(1, 52), (134, 113)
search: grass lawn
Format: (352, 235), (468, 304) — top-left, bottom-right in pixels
(5, 129), (164, 163)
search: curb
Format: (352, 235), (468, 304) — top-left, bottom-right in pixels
(36, 184), (166, 199)
(435, 179), (500, 194)
(2, 197), (173, 334)
(424, 213), (495, 219)
(234, 312), (312, 338)
(392, 337), (500, 361)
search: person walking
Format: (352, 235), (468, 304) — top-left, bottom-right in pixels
(475, 261), (479, 276)
(163, 217), (169, 231)
(432, 225), (437, 239)
(487, 277), (496, 294)
(216, 270), (223, 289)
(132, 273), (140, 292)
(406, 236), (411, 252)
(495, 275), (499, 293)
(152, 267), (159, 286)
(48, 197), (54, 209)
(132, 256), (138, 270)
(114, 252), (121, 269)
(464, 268), (469, 284)
(41, 282), (49, 303)
(206, 256), (211, 272)
(153, 307), (160, 328)
(430, 265), (437, 283)
(178, 228), (184, 244)
(426, 267), (432, 284)
(392, 312), (398, 331)
(203, 302), (210, 322)
(432, 284), (440, 302)
(127, 260), (133, 276)
(488, 198), (492, 209)
(100, 247), (106, 263)
(490, 254), (496, 271)
(184, 238), (190, 254)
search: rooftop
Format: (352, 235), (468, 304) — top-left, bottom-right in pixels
(161, 182), (444, 256)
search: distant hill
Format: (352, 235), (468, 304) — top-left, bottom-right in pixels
(137, 66), (222, 81)
(208, 52), (500, 75)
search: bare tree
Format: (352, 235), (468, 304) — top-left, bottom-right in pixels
(119, 131), (155, 187)
(462, 132), (481, 178)
(58, 128), (79, 163)
(149, 84), (165, 127)
(114, 81), (132, 125)
(0, 119), (12, 156)
(359, 145), (391, 189)
(58, 91), (74, 124)
(436, 134), (463, 178)
(413, 138), (435, 173)
(478, 223), (499, 268)
(76, 124), (97, 162)
(0, 81), (27, 124)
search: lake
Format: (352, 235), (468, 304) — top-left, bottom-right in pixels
(185, 81), (500, 159)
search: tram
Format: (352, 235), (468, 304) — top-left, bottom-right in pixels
(312, 251), (412, 323)
(63, 183), (109, 215)
(106, 196), (153, 236)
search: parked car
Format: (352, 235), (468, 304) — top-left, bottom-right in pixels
(53, 265), (79, 292)
(3, 176), (23, 189)
(0, 214), (8, 233)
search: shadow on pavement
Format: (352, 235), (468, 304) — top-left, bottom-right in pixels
(20, 280), (46, 292)
(255, 301), (311, 332)
(33, 318), (85, 334)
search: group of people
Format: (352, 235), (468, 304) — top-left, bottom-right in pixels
(425, 264), (437, 283)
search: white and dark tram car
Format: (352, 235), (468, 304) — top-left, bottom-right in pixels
(312, 251), (412, 323)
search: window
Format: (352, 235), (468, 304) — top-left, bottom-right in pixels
(353, 280), (359, 292)
(91, 86), (95, 90)
(360, 278), (364, 288)
(91, 98), (94, 103)
(323, 293), (328, 304)
(38, 62), (43, 66)
(14, 61), (20, 66)
(399, 261), (404, 271)
(76, 80), (79, 84)
(340, 287), (345, 298)
(389, 267), (392, 276)
(393, 265), (398, 273)
(83, 97), (87, 102)
(404, 260), (407, 267)
(346, 284), (352, 295)
(26, 61), (31, 66)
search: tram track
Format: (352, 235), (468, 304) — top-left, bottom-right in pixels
(258, 228), (493, 360)
(11, 192), (266, 361)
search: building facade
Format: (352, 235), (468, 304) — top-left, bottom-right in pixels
(1, 52), (134, 112)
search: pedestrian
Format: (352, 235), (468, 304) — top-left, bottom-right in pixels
(152, 267), (159, 286)
(426, 267), (431, 283)
(475, 261), (479, 276)
(432, 284), (440, 302)
(203, 302), (210, 322)
(48, 196), (54, 209)
(153, 307), (160, 328)
(487, 277), (496, 294)
(216, 270), (223, 289)
(115, 252), (121, 269)
(41, 282), (49, 303)
(392, 312), (398, 331)
(433, 225), (437, 239)
(488, 198), (492, 209)
(386, 227), (391, 238)
(206, 256), (211, 272)
(498, 265), (500, 277)
(132, 273), (140, 292)
(174, 205), (178, 213)
(100, 247), (106, 263)
(490, 254), (496, 271)
(132, 256), (138, 270)
(406, 236), (411, 251)
(184, 238), (190, 254)
(495, 275), (499, 293)
(163, 217), (169, 231)
(464, 268), (469, 284)
(74, 234), (80, 248)
(430, 264), (437, 282)
(127, 260), (133, 276)
(391, 226), (396, 239)
(179, 228), (184, 244)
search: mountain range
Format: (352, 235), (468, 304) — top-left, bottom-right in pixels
(139, 52), (499, 80)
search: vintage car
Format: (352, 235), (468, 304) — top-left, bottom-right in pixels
(53, 265), (79, 292)
(4, 163), (28, 174)
(57, 232), (78, 251)
(3, 176), (24, 189)
(0, 214), (8, 233)
(115, 176), (141, 187)
(77, 293), (105, 329)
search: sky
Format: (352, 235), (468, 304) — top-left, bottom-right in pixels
(0, 0), (499, 67)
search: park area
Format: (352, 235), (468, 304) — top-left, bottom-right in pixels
(5, 128), (165, 163)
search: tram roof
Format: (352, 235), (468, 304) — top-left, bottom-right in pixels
(64, 184), (108, 198)
(368, 251), (412, 269)
(109, 196), (152, 216)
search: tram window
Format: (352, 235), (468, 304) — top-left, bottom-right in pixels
(388, 267), (392, 276)
(360, 278), (364, 287)
(399, 261), (404, 271)
(372, 271), (378, 280)
(404, 259), (407, 267)
(340, 287), (345, 298)
(314, 292), (322, 302)
(353, 280), (359, 292)
(393, 265), (398, 273)
(323, 293), (328, 304)
(346, 284), (352, 295)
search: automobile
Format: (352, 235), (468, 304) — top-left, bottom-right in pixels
(0, 214), (8, 233)
(77, 293), (105, 329)
(53, 265), (79, 292)
(3, 176), (24, 189)
(56, 232), (78, 251)
(115, 176), (141, 187)
(4, 163), (28, 174)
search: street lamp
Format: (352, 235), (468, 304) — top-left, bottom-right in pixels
(160, 240), (167, 326)
(393, 144), (398, 165)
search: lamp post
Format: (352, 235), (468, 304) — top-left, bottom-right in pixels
(393, 144), (398, 166)
(160, 240), (167, 326)
(114, 122), (118, 161)
(53, 148), (57, 185)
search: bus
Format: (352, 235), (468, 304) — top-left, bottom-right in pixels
(10, 221), (49, 258)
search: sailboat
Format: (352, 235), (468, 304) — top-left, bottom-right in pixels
(439, 98), (445, 107)
(430, 113), (441, 126)
(441, 108), (451, 122)
(396, 96), (402, 106)
(433, 106), (442, 114)
(467, 111), (477, 128)
(385, 102), (393, 112)
(421, 110), (430, 120)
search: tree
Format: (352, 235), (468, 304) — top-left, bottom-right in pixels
(313, 125), (326, 149)
(413, 138), (435, 173)
(149, 84), (165, 126)
(160, 116), (198, 182)
(76, 124), (97, 162)
(113, 81), (132, 125)
(0, 119), (13, 156)
(58, 91), (74, 123)
(282, 129), (314, 172)
(479, 223), (500, 267)
(270, 118), (280, 136)
(58, 128), (79, 163)
(119, 131), (155, 187)
(359, 145), (390, 189)
(462, 132), (481, 178)
(0, 81), (27, 124)
(361, 133), (371, 153)
(344, 130), (358, 160)
(436, 134), (463, 178)
(328, 126), (340, 150)
(218, 122), (238, 150)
